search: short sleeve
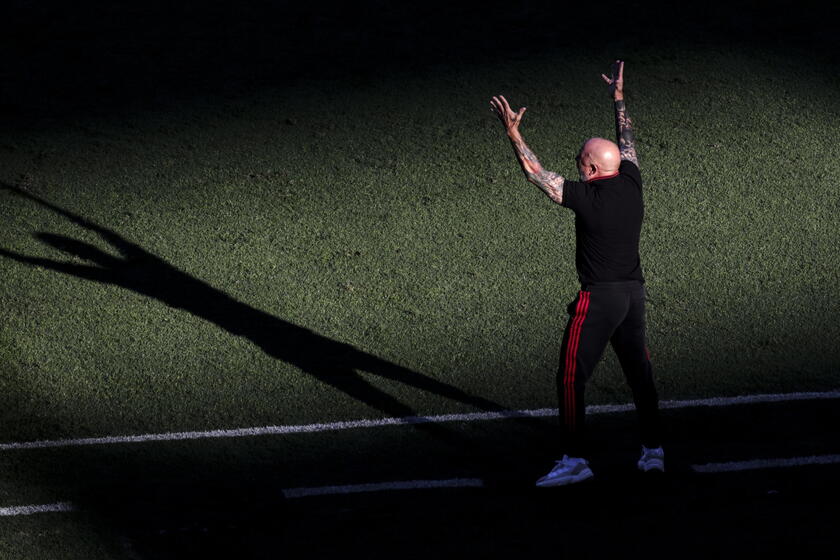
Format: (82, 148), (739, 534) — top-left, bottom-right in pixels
(561, 179), (594, 213)
(620, 159), (643, 190)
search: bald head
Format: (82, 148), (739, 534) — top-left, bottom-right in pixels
(577, 137), (621, 181)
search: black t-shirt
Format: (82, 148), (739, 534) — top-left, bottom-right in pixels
(561, 159), (645, 285)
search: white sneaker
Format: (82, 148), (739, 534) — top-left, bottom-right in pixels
(536, 455), (594, 487)
(637, 445), (665, 472)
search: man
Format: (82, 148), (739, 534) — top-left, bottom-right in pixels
(489, 60), (663, 486)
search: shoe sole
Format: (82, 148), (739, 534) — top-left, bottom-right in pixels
(535, 469), (594, 488)
(638, 462), (665, 473)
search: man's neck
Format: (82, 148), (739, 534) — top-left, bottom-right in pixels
(586, 170), (620, 183)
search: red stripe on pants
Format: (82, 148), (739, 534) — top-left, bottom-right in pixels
(564, 291), (590, 430)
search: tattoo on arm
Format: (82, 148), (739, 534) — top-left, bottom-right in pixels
(614, 99), (639, 167)
(507, 133), (565, 204)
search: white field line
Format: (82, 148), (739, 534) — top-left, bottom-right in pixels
(0, 479), (485, 516)
(1, 389), (838, 452)
(9, 450), (840, 515)
(283, 477), (485, 499)
(692, 454), (840, 473)
(0, 502), (75, 517)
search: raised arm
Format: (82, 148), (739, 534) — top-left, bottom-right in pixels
(601, 60), (639, 168)
(489, 95), (565, 205)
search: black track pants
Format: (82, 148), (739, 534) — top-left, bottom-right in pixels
(557, 280), (661, 458)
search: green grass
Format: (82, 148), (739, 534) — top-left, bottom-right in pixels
(2, 43), (839, 450)
(3, 1), (840, 555)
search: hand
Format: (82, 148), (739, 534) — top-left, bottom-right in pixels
(601, 60), (624, 100)
(489, 95), (526, 136)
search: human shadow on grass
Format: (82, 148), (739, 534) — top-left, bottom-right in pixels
(1, 183), (556, 557)
(0, 182), (512, 434)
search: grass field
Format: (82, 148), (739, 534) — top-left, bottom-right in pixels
(1, 1), (839, 558)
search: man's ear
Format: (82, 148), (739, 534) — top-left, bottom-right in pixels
(589, 164), (597, 176)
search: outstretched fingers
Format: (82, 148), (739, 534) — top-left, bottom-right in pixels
(490, 95), (516, 118)
(490, 94), (526, 132)
(498, 94), (512, 114)
(490, 95), (505, 116)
